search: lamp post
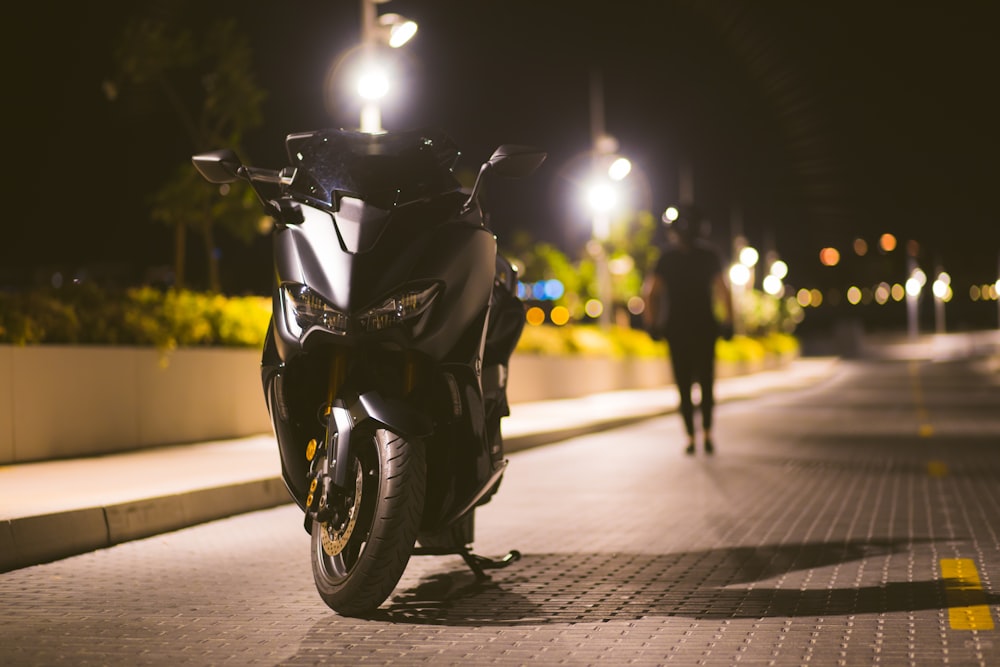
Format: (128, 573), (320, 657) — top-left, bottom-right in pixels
(905, 259), (925, 339)
(728, 239), (758, 336)
(358, 0), (417, 133)
(932, 269), (951, 334)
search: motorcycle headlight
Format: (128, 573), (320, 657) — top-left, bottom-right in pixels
(283, 285), (349, 336)
(281, 283), (440, 338)
(358, 284), (440, 334)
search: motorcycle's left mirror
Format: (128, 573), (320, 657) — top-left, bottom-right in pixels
(192, 149), (243, 184)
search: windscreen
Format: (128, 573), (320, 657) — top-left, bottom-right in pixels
(284, 128), (463, 210)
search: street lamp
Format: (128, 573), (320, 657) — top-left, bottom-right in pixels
(586, 172), (618, 328)
(905, 263), (925, 338)
(728, 239), (758, 335)
(359, 0), (418, 133)
(932, 270), (951, 333)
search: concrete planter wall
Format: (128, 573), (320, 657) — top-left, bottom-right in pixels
(0, 344), (786, 465)
(0, 346), (269, 465)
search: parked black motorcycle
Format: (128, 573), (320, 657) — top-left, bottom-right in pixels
(192, 128), (545, 616)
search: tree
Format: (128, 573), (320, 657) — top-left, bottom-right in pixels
(108, 6), (266, 291)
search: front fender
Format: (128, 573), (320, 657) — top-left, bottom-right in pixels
(352, 391), (433, 438)
(326, 391), (432, 492)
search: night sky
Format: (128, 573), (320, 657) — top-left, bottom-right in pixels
(6, 1), (999, 326)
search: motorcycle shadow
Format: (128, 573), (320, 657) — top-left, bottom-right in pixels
(362, 537), (994, 626)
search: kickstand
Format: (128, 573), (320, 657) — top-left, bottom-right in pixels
(460, 547), (522, 580)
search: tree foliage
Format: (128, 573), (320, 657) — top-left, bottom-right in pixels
(109, 5), (266, 292)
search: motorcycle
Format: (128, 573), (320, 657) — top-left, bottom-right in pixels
(192, 128), (545, 616)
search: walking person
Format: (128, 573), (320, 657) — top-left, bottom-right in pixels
(642, 207), (733, 455)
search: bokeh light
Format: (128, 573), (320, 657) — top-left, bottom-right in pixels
(879, 233), (897, 253)
(739, 246), (759, 267)
(584, 299), (604, 319)
(608, 157), (632, 181)
(819, 247), (840, 267)
(729, 263), (751, 286)
(549, 305), (570, 326)
(847, 286), (862, 305)
(875, 282), (891, 305)
(525, 306), (545, 326)
(763, 274), (784, 296)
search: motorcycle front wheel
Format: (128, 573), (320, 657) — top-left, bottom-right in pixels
(311, 428), (426, 616)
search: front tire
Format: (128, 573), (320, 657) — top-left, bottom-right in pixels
(311, 428), (426, 616)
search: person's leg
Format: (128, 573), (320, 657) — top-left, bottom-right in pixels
(696, 336), (718, 452)
(668, 342), (696, 453)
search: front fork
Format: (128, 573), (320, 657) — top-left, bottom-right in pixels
(303, 349), (429, 529)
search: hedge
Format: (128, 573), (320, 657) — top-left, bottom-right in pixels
(0, 285), (799, 360)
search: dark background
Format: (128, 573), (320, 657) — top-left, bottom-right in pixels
(5, 1), (998, 327)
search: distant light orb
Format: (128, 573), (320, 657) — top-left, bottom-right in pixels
(627, 296), (645, 315)
(729, 263), (751, 287)
(549, 305), (570, 326)
(819, 247), (840, 267)
(608, 157), (631, 181)
(587, 183), (617, 212)
(584, 298), (604, 319)
(769, 260), (788, 279)
(525, 306), (545, 326)
(874, 283), (890, 305)
(608, 255), (634, 276)
(357, 67), (390, 100)
(663, 206), (679, 223)
(854, 238), (869, 256)
(763, 274), (784, 296)
(387, 20), (418, 47)
(879, 233), (897, 253)
(906, 277), (922, 297)
(847, 286), (862, 305)
(543, 279), (564, 300)
(932, 278), (952, 301)
(739, 246), (759, 267)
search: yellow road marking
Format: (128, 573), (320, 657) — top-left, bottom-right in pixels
(941, 559), (995, 630)
(908, 361), (934, 437)
(926, 460), (948, 477)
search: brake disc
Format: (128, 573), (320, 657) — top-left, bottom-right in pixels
(320, 462), (364, 556)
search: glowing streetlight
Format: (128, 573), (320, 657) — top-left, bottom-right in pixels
(769, 260), (788, 280)
(359, 0), (418, 133)
(739, 246), (759, 268)
(729, 263), (750, 287)
(905, 263), (925, 338)
(586, 176), (620, 327)
(608, 157), (632, 181)
(932, 270), (952, 333)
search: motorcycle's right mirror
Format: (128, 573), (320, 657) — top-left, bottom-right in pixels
(487, 145), (547, 178)
(462, 145), (546, 217)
